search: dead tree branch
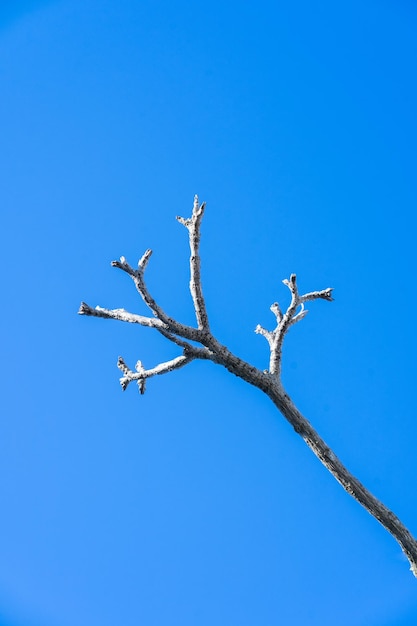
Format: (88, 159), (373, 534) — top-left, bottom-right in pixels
(256, 273), (334, 378)
(79, 195), (417, 578)
(117, 354), (196, 394)
(176, 195), (210, 330)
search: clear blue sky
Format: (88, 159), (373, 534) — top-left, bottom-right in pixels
(1, 1), (417, 624)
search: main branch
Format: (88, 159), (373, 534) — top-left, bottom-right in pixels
(79, 195), (417, 577)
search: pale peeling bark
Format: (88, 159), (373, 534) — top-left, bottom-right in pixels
(79, 194), (417, 577)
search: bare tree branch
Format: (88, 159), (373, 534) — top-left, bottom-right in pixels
(300, 287), (334, 303)
(117, 354), (195, 393)
(79, 196), (417, 578)
(78, 302), (167, 329)
(270, 301), (283, 323)
(108, 254), (206, 344)
(270, 386), (417, 578)
(254, 324), (274, 347)
(111, 253), (173, 324)
(259, 274), (334, 378)
(176, 195), (210, 331)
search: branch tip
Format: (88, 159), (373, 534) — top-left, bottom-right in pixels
(139, 249), (152, 269)
(117, 356), (130, 376)
(282, 274), (297, 287)
(176, 215), (189, 227)
(120, 378), (130, 391)
(78, 301), (90, 315)
(321, 288), (334, 301)
(270, 302), (283, 321)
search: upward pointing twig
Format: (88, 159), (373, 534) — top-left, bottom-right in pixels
(177, 195), (210, 331)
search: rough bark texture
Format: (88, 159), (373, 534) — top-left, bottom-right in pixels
(79, 195), (417, 577)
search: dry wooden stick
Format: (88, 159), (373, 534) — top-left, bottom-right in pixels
(79, 195), (417, 577)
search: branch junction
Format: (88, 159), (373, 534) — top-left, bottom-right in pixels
(79, 194), (417, 578)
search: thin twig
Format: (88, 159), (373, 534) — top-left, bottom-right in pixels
(177, 195), (210, 331)
(78, 302), (167, 329)
(117, 354), (194, 393)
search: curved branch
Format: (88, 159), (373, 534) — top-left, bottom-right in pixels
(110, 255), (205, 344)
(112, 252), (169, 322)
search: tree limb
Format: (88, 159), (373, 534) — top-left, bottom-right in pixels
(176, 195), (210, 331)
(117, 354), (195, 393)
(270, 386), (417, 578)
(79, 195), (417, 577)
(78, 302), (167, 329)
(257, 274), (334, 378)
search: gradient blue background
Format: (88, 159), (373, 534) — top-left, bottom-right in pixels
(1, 1), (417, 624)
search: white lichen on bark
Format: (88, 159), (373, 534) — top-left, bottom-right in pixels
(79, 194), (417, 578)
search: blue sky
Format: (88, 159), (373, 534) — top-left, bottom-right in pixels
(1, 0), (417, 624)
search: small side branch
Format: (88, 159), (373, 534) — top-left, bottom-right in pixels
(256, 274), (333, 378)
(300, 287), (334, 303)
(78, 303), (215, 355)
(177, 195), (210, 331)
(254, 324), (274, 347)
(111, 252), (172, 324)
(117, 353), (194, 394)
(78, 302), (168, 330)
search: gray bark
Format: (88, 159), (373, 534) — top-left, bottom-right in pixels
(79, 195), (417, 577)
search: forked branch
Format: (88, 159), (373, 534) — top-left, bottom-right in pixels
(256, 273), (334, 377)
(117, 354), (195, 394)
(79, 195), (417, 577)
